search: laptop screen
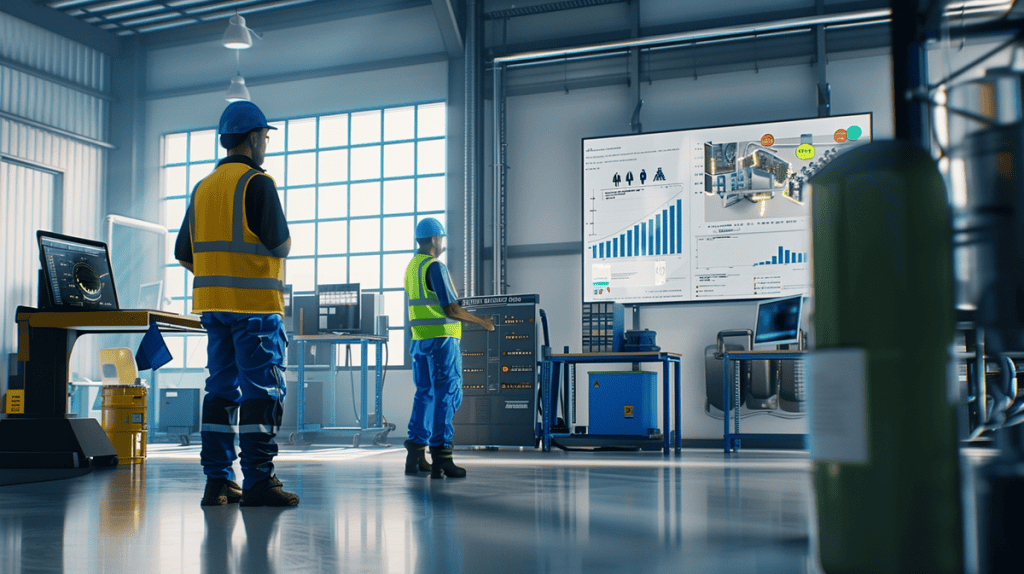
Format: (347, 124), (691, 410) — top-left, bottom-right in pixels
(38, 231), (119, 311)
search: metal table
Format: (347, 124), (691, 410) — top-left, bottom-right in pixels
(721, 349), (807, 453)
(539, 351), (683, 455)
(292, 334), (392, 446)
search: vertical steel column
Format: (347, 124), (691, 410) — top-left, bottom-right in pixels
(815, 0), (830, 118)
(464, 0), (478, 297)
(492, 61), (507, 295)
(892, 1), (930, 148)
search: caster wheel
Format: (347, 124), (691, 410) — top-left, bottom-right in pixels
(353, 434), (361, 447)
(289, 432), (297, 445)
(180, 435), (190, 446)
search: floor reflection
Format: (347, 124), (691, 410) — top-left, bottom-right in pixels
(0, 449), (819, 574)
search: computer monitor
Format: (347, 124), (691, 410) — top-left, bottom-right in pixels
(753, 294), (803, 346)
(317, 283), (361, 333)
(37, 231), (120, 311)
(138, 281), (163, 310)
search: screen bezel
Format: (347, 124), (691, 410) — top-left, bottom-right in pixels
(753, 293), (803, 346)
(37, 230), (121, 311)
(580, 112), (873, 306)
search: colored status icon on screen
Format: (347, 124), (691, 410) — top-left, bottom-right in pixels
(761, 133), (775, 146)
(796, 144), (815, 160)
(847, 125), (863, 140)
(834, 128), (848, 143)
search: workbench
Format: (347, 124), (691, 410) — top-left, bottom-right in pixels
(0, 307), (203, 469)
(539, 351), (683, 455)
(291, 334), (392, 446)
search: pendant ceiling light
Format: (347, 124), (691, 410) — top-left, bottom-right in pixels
(225, 75), (250, 102)
(222, 13), (254, 49)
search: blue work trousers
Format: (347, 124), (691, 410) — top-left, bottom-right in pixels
(408, 337), (463, 447)
(199, 312), (287, 490)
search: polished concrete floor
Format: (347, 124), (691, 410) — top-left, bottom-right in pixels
(0, 444), (822, 574)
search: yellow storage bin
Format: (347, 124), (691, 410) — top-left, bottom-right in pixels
(101, 384), (147, 465)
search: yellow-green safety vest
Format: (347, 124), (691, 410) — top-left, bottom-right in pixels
(406, 254), (461, 340)
(188, 162), (286, 315)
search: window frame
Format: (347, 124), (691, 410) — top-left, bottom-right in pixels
(158, 100), (449, 371)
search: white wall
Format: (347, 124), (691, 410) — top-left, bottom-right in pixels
(502, 54), (896, 439)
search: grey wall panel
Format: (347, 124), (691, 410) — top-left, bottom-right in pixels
(0, 11), (109, 92)
(0, 66), (108, 141)
(0, 13), (109, 390)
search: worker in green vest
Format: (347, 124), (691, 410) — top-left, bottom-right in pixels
(404, 217), (494, 478)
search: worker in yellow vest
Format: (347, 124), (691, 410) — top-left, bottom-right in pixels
(175, 101), (298, 507)
(404, 218), (494, 478)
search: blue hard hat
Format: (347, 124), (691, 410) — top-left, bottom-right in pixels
(416, 217), (446, 239)
(218, 101), (277, 135)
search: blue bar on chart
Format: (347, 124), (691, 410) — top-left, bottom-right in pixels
(662, 209), (668, 254)
(669, 205), (675, 254)
(654, 215), (660, 256)
(591, 197), (688, 259)
(753, 246), (810, 266)
(676, 199), (683, 253)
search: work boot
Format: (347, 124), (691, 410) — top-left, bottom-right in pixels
(405, 440), (431, 475)
(201, 477), (242, 506)
(239, 476), (299, 507)
(429, 446), (466, 479)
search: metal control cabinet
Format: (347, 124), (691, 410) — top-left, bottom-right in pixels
(453, 294), (538, 446)
(588, 371), (658, 437)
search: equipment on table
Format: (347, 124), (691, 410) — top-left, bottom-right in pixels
(99, 348), (147, 465)
(317, 283), (361, 333)
(622, 329), (659, 352)
(454, 294), (538, 447)
(588, 371), (658, 438)
(582, 302), (624, 352)
(137, 281), (163, 310)
(753, 294), (803, 347)
(37, 231), (120, 311)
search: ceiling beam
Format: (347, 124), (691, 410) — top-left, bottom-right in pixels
(431, 0), (463, 57)
(1, 0), (122, 55)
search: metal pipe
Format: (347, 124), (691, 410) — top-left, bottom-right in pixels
(492, 8), (891, 65)
(464, 0), (477, 297)
(492, 62), (505, 294)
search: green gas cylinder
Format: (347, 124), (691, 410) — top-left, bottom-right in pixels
(808, 140), (962, 573)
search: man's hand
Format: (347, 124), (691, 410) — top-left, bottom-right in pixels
(482, 316), (495, 331)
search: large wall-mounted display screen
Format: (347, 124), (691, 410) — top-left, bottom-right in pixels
(582, 113), (872, 304)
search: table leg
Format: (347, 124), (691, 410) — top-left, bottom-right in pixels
(542, 359), (552, 452)
(297, 340), (306, 439)
(674, 358), (682, 453)
(662, 358), (670, 455)
(375, 341), (383, 426)
(722, 354), (730, 454)
(361, 341), (368, 432)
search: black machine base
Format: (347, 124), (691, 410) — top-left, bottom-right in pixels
(0, 417), (119, 469)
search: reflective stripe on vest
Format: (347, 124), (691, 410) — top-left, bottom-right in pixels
(189, 164), (286, 315)
(406, 254), (460, 340)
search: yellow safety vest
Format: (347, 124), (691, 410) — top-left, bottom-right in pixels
(406, 254), (461, 340)
(188, 163), (286, 315)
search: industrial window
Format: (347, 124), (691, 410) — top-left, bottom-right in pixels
(159, 102), (448, 368)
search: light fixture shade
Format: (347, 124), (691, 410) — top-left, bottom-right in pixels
(222, 14), (252, 49)
(225, 75), (250, 102)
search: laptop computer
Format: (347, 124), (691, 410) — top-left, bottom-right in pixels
(38, 231), (120, 311)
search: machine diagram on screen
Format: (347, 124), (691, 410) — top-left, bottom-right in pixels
(704, 139), (846, 212)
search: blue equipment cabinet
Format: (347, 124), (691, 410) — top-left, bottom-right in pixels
(588, 371), (658, 437)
